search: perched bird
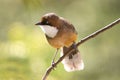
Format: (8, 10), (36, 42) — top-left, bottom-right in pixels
(35, 13), (84, 72)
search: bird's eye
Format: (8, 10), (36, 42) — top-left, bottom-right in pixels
(45, 21), (52, 26)
(46, 21), (49, 24)
(42, 20), (49, 25)
(42, 19), (51, 25)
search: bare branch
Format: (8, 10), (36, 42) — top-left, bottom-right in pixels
(42, 18), (120, 80)
(76, 18), (120, 46)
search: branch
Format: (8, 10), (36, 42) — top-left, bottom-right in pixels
(42, 18), (120, 80)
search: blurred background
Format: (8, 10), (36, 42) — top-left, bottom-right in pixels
(0, 0), (120, 80)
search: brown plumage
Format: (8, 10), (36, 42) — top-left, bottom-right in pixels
(40, 13), (77, 48)
(36, 13), (84, 72)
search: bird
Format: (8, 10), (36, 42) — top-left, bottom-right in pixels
(35, 13), (84, 72)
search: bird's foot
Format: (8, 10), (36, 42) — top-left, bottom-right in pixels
(51, 60), (56, 70)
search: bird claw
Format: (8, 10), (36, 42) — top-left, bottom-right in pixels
(51, 61), (56, 70)
(73, 42), (77, 49)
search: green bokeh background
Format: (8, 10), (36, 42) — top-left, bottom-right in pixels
(0, 0), (120, 80)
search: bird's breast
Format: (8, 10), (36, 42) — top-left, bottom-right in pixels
(46, 29), (77, 48)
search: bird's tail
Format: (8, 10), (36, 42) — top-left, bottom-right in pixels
(60, 43), (84, 72)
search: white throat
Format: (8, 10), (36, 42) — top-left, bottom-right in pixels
(39, 25), (58, 38)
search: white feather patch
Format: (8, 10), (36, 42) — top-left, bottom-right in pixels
(39, 25), (58, 38)
(61, 51), (84, 72)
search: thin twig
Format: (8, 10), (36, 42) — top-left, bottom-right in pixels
(42, 18), (120, 80)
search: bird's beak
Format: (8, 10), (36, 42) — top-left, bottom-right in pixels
(35, 22), (42, 25)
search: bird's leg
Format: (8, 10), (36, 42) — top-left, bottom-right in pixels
(73, 42), (77, 50)
(68, 42), (78, 59)
(51, 48), (59, 68)
(72, 42), (78, 54)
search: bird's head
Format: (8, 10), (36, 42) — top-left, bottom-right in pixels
(35, 13), (60, 38)
(35, 13), (59, 27)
